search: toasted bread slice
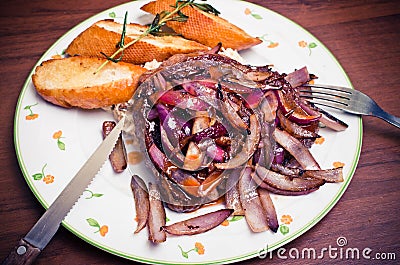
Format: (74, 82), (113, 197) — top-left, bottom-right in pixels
(65, 20), (209, 65)
(141, 0), (262, 51)
(32, 56), (147, 109)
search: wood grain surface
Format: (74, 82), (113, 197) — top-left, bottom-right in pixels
(0, 0), (399, 264)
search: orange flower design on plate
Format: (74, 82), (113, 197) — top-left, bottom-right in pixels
(279, 214), (293, 235)
(298, 40), (318, 55)
(281, 214), (293, 225)
(220, 220), (230, 226)
(99, 225), (109, 236)
(195, 242), (205, 255)
(43, 174), (55, 184)
(333, 161), (345, 168)
(87, 218), (109, 237)
(32, 164), (55, 184)
(24, 103), (39, 120)
(244, 7), (262, 19)
(52, 130), (66, 150)
(267, 42), (279, 48)
(260, 34), (279, 48)
(179, 242), (206, 258)
(298, 40), (308, 48)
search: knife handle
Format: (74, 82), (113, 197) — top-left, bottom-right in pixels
(2, 239), (41, 265)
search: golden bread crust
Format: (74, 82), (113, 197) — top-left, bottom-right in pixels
(32, 56), (147, 109)
(65, 20), (209, 65)
(141, 0), (262, 51)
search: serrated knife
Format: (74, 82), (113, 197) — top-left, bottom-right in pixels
(2, 117), (125, 265)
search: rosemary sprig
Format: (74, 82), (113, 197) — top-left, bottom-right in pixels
(94, 0), (220, 74)
(100, 11), (128, 63)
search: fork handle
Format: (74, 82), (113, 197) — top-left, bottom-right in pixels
(374, 110), (400, 129)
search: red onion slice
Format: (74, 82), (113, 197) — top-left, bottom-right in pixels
(284, 66), (311, 88)
(221, 97), (248, 130)
(243, 89), (265, 109)
(271, 163), (344, 182)
(272, 128), (320, 170)
(238, 167), (270, 232)
(215, 114), (260, 169)
(148, 183), (167, 243)
(277, 110), (320, 139)
(102, 121), (127, 173)
(225, 168), (245, 216)
(260, 91), (278, 123)
(160, 125), (186, 166)
(183, 114), (210, 171)
(130, 175), (149, 234)
(257, 188), (279, 232)
(276, 90), (321, 125)
(298, 100), (348, 131)
(148, 143), (171, 173)
(252, 172), (320, 196)
(183, 142), (205, 171)
(255, 165), (325, 191)
(303, 167), (344, 183)
(156, 90), (209, 111)
(170, 169), (201, 197)
(190, 122), (228, 143)
(197, 170), (224, 198)
(162, 209), (234, 236)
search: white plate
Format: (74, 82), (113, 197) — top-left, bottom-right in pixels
(14, 1), (362, 264)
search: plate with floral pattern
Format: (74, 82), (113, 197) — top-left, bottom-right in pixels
(14, 0), (362, 264)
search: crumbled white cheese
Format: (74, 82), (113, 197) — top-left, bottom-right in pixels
(144, 59), (162, 70)
(220, 48), (246, 64)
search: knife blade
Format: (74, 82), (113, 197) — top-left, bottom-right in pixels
(2, 117), (125, 265)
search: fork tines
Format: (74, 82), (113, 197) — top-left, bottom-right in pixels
(299, 84), (352, 110)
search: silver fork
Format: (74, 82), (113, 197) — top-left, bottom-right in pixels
(299, 84), (400, 129)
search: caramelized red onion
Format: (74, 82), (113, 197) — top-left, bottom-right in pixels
(158, 174), (201, 213)
(277, 110), (320, 139)
(129, 53), (350, 240)
(272, 128), (320, 170)
(275, 90), (321, 125)
(215, 114), (260, 169)
(299, 101), (348, 131)
(197, 170), (225, 198)
(102, 121), (127, 173)
(238, 167), (270, 232)
(225, 168), (245, 215)
(221, 95), (249, 130)
(252, 172), (320, 196)
(260, 91), (278, 123)
(257, 189), (279, 233)
(130, 175), (149, 234)
(284, 66), (311, 88)
(148, 183), (167, 243)
(163, 209), (233, 236)
(255, 165), (325, 192)
(270, 163), (344, 182)
(170, 169), (201, 196)
(190, 122), (227, 143)
(157, 90), (209, 111)
(302, 167), (344, 182)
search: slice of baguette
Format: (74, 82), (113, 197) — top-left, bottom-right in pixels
(32, 56), (147, 109)
(65, 20), (209, 65)
(140, 0), (262, 51)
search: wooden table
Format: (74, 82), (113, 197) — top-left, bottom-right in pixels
(0, 1), (399, 264)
